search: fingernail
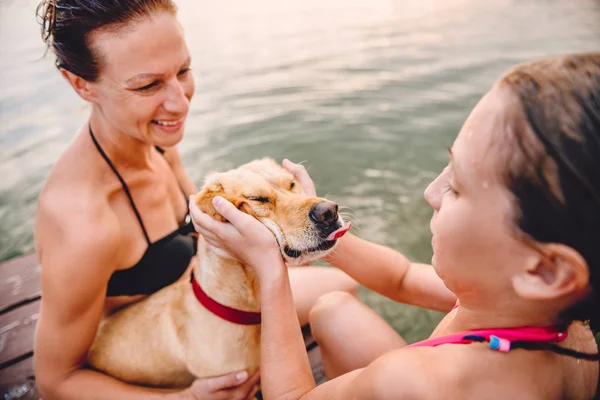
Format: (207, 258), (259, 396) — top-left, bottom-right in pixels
(236, 371), (248, 382)
(212, 196), (221, 207)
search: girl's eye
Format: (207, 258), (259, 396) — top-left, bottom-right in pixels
(442, 182), (458, 196)
(249, 197), (270, 203)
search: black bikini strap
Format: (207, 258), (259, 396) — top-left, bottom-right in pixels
(89, 124), (152, 245)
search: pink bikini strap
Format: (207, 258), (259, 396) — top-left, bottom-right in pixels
(405, 326), (568, 352)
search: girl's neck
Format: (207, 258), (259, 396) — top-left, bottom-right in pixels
(443, 296), (562, 335)
(89, 110), (154, 170)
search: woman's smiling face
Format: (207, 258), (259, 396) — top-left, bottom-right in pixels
(424, 86), (541, 299)
(88, 11), (195, 147)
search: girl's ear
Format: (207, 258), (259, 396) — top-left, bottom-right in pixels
(512, 243), (589, 301)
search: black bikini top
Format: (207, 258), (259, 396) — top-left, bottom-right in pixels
(89, 125), (197, 297)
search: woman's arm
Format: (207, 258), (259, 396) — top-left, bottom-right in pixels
(34, 198), (257, 400)
(34, 200), (185, 400)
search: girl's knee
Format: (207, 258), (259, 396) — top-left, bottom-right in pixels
(309, 290), (359, 330)
(333, 271), (359, 297)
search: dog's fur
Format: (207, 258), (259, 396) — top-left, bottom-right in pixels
(87, 158), (346, 388)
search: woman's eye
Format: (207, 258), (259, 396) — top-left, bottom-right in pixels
(178, 68), (191, 77)
(249, 197), (270, 203)
(135, 81), (160, 92)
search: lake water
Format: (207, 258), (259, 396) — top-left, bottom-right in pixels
(1, 0), (599, 342)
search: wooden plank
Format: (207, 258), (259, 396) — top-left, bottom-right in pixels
(0, 255), (41, 314)
(0, 369), (37, 400)
(0, 356), (34, 385)
(0, 301), (39, 365)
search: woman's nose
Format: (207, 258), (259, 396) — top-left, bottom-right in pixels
(163, 78), (190, 114)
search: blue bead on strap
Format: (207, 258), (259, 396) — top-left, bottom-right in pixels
(488, 335), (511, 352)
(488, 335), (501, 350)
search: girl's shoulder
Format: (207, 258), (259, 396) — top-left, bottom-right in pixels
(360, 339), (592, 400)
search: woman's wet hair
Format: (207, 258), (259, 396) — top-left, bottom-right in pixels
(499, 53), (600, 337)
(36, 0), (177, 81)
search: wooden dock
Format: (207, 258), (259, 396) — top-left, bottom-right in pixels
(0, 254), (39, 399)
(0, 254), (325, 399)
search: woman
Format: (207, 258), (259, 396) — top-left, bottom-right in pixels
(192, 53), (600, 399)
(33, 1), (357, 399)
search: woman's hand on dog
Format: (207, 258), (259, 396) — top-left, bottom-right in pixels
(189, 196), (283, 279)
(185, 369), (260, 400)
(282, 159), (317, 196)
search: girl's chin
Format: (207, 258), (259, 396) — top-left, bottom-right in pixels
(431, 254), (443, 276)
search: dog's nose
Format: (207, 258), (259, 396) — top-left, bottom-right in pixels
(309, 201), (339, 227)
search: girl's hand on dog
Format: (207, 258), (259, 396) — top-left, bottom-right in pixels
(189, 196), (283, 280)
(185, 369), (260, 400)
(282, 159), (317, 197)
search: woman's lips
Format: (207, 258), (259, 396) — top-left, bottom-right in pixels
(152, 119), (184, 133)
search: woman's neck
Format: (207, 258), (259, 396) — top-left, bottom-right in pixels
(89, 110), (154, 170)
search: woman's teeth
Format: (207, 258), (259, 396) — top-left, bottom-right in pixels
(153, 119), (182, 126)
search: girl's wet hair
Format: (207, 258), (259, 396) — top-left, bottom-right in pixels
(499, 53), (600, 334)
(36, 0), (177, 81)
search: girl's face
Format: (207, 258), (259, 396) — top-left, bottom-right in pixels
(89, 11), (194, 147)
(424, 86), (540, 300)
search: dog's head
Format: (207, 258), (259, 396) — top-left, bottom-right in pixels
(195, 158), (350, 265)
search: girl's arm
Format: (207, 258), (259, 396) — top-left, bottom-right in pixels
(189, 197), (431, 400)
(283, 159), (456, 312)
(324, 233), (456, 311)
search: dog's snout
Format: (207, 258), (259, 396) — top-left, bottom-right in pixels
(309, 201), (339, 227)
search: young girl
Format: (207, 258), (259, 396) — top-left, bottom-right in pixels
(191, 53), (600, 399)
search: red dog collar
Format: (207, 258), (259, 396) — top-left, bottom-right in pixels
(191, 272), (261, 325)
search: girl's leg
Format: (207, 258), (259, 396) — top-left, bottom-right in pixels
(309, 291), (407, 379)
(288, 266), (358, 326)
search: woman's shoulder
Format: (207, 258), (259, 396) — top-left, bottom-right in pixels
(36, 137), (123, 277)
(39, 130), (115, 222)
(36, 194), (122, 305)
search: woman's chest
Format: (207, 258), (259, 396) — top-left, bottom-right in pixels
(108, 165), (189, 270)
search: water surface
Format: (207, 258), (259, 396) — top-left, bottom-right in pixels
(1, 0), (599, 341)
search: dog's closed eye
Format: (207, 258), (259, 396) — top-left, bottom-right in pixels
(248, 196), (270, 203)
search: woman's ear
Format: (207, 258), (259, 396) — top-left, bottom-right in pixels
(512, 243), (589, 301)
(60, 69), (98, 103)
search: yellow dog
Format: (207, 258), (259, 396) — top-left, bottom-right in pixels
(88, 158), (350, 387)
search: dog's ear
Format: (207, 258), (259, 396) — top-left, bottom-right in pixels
(194, 176), (256, 222)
